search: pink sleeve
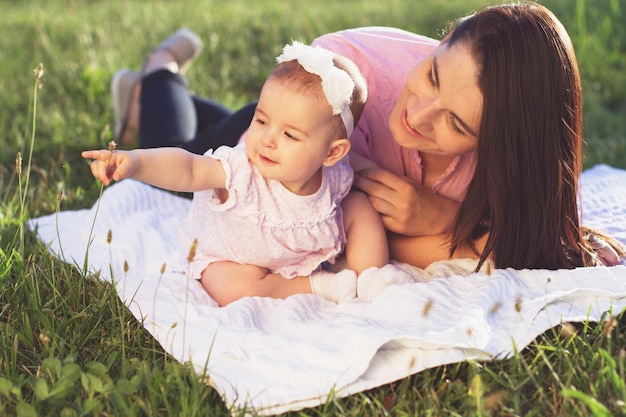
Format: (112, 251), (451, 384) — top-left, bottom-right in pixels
(312, 27), (439, 178)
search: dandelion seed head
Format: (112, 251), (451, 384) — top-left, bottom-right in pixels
(514, 296), (522, 313)
(123, 260), (129, 273)
(171, 322), (178, 329)
(107, 229), (112, 244)
(160, 262), (167, 274)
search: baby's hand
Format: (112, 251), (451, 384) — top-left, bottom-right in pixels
(81, 149), (137, 186)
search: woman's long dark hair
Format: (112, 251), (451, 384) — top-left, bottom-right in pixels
(448, 2), (622, 269)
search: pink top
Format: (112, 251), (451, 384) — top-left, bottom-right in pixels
(179, 145), (353, 279)
(312, 26), (477, 202)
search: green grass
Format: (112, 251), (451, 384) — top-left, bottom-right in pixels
(1, 0), (625, 415)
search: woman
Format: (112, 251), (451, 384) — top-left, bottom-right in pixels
(112, 2), (623, 271)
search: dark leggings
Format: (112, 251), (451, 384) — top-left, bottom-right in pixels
(139, 69), (256, 154)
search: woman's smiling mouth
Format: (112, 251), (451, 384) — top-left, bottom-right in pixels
(402, 109), (424, 138)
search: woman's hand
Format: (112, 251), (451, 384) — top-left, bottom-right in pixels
(353, 167), (459, 236)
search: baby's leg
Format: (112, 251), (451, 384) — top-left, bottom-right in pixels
(200, 261), (312, 306)
(342, 191), (389, 274)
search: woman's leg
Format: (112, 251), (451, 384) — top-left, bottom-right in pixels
(138, 69), (198, 148)
(118, 30), (255, 153)
(137, 68), (255, 153)
(119, 30), (200, 146)
(191, 100), (257, 153)
(139, 71), (256, 153)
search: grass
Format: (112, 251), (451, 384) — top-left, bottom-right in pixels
(1, 0), (625, 415)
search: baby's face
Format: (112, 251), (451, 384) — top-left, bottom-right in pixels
(246, 79), (340, 195)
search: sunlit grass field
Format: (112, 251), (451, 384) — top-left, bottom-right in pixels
(1, 0), (625, 415)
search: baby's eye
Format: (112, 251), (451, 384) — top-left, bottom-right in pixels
(284, 131), (300, 141)
(254, 118), (267, 126)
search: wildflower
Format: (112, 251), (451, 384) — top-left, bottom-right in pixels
(39, 331), (50, 347)
(187, 239), (198, 263)
(407, 356), (416, 369)
(422, 299), (434, 317)
(559, 323), (577, 340)
(33, 63), (44, 80)
(106, 140), (116, 168)
(485, 259), (494, 275)
(56, 184), (64, 202)
(15, 152), (22, 175)
(602, 315), (617, 337)
(489, 301), (501, 315)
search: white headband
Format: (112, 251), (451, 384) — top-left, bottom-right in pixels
(276, 41), (354, 137)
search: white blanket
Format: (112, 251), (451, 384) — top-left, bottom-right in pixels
(29, 164), (626, 415)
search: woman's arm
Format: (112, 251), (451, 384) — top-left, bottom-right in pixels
(388, 232), (487, 269)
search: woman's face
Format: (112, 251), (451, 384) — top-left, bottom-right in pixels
(389, 41), (483, 157)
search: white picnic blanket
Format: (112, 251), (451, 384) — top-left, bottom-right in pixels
(29, 164), (626, 415)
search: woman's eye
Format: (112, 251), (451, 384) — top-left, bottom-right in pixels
(449, 113), (464, 135)
(426, 65), (436, 87)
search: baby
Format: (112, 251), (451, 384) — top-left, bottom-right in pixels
(83, 42), (388, 306)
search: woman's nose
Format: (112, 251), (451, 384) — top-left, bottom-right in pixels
(407, 95), (438, 132)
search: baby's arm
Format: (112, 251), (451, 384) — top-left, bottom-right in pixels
(81, 147), (226, 192)
(341, 191), (389, 274)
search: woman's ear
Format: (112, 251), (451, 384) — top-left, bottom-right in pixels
(323, 138), (351, 167)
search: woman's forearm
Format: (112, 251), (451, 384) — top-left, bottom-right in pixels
(414, 192), (460, 236)
(388, 232), (486, 269)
